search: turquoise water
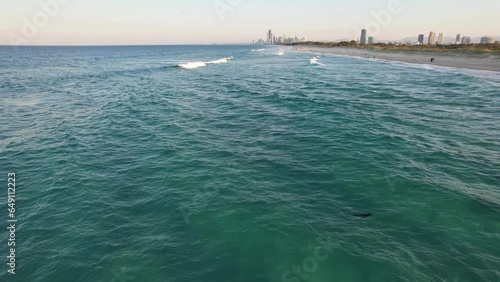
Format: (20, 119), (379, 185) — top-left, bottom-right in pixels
(0, 45), (499, 282)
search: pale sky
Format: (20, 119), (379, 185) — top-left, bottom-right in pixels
(0, 0), (498, 45)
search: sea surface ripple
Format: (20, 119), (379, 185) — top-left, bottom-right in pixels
(0, 45), (499, 282)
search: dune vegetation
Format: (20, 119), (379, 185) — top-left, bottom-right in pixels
(290, 41), (500, 56)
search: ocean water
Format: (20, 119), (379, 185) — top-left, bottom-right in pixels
(0, 45), (499, 282)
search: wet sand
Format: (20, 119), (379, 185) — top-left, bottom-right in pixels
(295, 47), (500, 72)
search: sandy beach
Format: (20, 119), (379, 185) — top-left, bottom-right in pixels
(295, 46), (500, 72)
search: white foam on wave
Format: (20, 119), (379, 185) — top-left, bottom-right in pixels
(310, 56), (326, 66)
(178, 62), (207, 69)
(178, 56), (234, 69)
(251, 49), (265, 52)
(277, 49), (285, 56)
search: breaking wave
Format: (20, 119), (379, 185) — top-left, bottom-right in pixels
(177, 56), (234, 69)
(310, 56), (326, 66)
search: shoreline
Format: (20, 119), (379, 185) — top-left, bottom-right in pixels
(294, 46), (500, 72)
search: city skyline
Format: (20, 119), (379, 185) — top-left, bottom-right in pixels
(354, 29), (492, 46)
(255, 27), (496, 46)
(255, 29), (307, 45)
(1, 0), (499, 45)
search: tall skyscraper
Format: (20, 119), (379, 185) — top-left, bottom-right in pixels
(428, 32), (436, 45)
(360, 29), (367, 44)
(456, 34), (461, 44)
(267, 30), (274, 45)
(418, 34), (424, 44)
(437, 33), (444, 45)
(368, 36), (374, 44)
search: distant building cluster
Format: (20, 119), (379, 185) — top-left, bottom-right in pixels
(426, 31), (445, 45)
(419, 32), (472, 45)
(252, 28), (496, 46)
(356, 28), (494, 46)
(254, 30), (307, 45)
(358, 29), (378, 45)
(354, 29), (497, 46)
